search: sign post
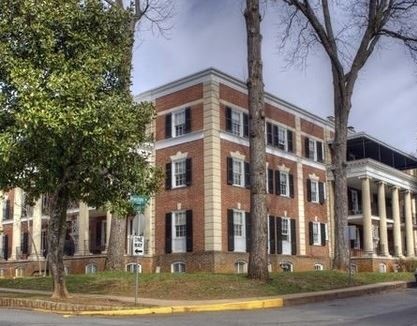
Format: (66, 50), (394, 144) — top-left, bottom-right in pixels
(344, 225), (357, 285)
(132, 235), (144, 305)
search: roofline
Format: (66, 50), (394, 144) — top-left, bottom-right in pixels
(135, 67), (334, 128)
(347, 131), (417, 163)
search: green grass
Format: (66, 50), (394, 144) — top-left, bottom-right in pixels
(0, 271), (413, 300)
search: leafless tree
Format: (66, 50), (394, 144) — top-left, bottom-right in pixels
(245, 0), (269, 281)
(275, 0), (417, 270)
(103, 0), (173, 271)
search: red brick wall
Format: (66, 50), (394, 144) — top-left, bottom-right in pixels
(155, 84), (203, 112)
(301, 118), (324, 139)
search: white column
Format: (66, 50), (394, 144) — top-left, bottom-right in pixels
(392, 186), (403, 257)
(105, 211), (112, 252)
(76, 201), (90, 255)
(0, 191), (4, 260)
(29, 198), (42, 260)
(361, 177), (374, 255)
(404, 191), (415, 257)
(377, 182), (389, 256)
(11, 188), (23, 260)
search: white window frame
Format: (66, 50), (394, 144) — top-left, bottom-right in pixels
(281, 218), (289, 242)
(233, 210), (246, 252)
(172, 211), (186, 253)
(308, 139), (323, 162)
(0, 269), (4, 278)
(310, 180), (319, 203)
(235, 261), (248, 274)
(126, 263), (142, 273)
(232, 158), (244, 187)
(280, 261), (293, 272)
(171, 262), (186, 273)
(15, 267), (24, 278)
(314, 263), (324, 271)
(353, 228), (361, 249)
(172, 159), (187, 189)
(379, 263), (387, 273)
(280, 171), (290, 197)
(172, 109), (186, 137)
(85, 263), (97, 274)
(230, 109), (243, 137)
(278, 126), (287, 150)
(312, 222), (321, 246)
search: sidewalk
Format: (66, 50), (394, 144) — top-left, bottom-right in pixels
(0, 280), (415, 316)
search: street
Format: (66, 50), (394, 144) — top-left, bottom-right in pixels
(0, 288), (416, 326)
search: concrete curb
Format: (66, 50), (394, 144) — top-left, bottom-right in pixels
(76, 298), (284, 316)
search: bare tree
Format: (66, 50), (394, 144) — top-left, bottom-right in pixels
(245, 0), (269, 281)
(276, 0), (417, 270)
(103, 0), (173, 271)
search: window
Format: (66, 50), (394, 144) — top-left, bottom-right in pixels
(310, 181), (319, 203)
(15, 267), (24, 278)
(280, 261), (293, 272)
(266, 122), (293, 152)
(379, 263), (387, 273)
(2, 199), (11, 220)
(0, 269), (4, 278)
(226, 107), (248, 138)
(85, 263), (97, 274)
(278, 126), (287, 150)
(280, 171), (289, 197)
(171, 262), (185, 273)
(232, 159), (244, 187)
(349, 264), (358, 274)
(235, 261), (248, 274)
(305, 137), (323, 162)
(312, 222), (321, 245)
(314, 263), (324, 271)
(165, 108), (191, 138)
(353, 228), (361, 249)
(126, 263), (142, 273)
(233, 211), (244, 237)
(173, 110), (186, 137)
(281, 218), (289, 241)
(174, 211), (187, 238)
(173, 159), (186, 188)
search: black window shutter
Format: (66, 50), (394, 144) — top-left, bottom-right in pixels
(22, 232), (28, 255)
(275, 170), (281, 195)
(290, 219), (297, 255)
(165, 213), (172, 254)
(268, 169), (274, 194)
(245, 212), (251, 253)
(321, 223), (326, 246)
(165, 163), (172, 190)
(3, 234), (8, 260)
(358, 189), (362, 212)
(243, 113), (249, 138)
(227, 157), (233, 185)
(165, 113), (172, 138)
(304, 137), (310, 158)
(186, 210), (193, 252)
(318, 182), (325, 204)
(225, 107), (232, 132)
(287, 130), (293, 152)
(317, 141), (323, 162)
(4, 200), (10, 219)
(276, 217), (282, 254)
(273, 125), (279, 147)
(289, 174), (294, 198)
(244, 162), (250, 188)
(348, 188), (353, 212)
(185, 158), (192, 186)
(227, 209), (234, 251)
(266, 123), (273, 145)
(309, 222), (314, 245)
(185, 107), (191, 133)
(269, 215), (276, 254)
(306, 179), (312, 202)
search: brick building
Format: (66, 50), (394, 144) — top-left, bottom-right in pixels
(0, 68), (416, 277)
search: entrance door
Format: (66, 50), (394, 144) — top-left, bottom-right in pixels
(281, 218), (291, 255)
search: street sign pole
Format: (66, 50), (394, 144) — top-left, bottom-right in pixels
(131, 235), (144, 306)
(135, 256), (139, 305)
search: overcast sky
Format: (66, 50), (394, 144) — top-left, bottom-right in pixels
(131, 0), (417, 155)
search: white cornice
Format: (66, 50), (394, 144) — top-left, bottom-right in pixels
(154, 131), (204, 150)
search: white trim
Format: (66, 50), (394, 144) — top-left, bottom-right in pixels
(230, 151), (246, 161)
(171, 261), (186, 273)
(155, 131), (204, 150)
(170, 151), (188, 161)
(312, 222), (321, 245)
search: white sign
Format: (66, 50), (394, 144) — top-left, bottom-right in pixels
(132, 236), (144, 256)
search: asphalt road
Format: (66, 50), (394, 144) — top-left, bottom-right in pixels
(1, 288), (416, 326)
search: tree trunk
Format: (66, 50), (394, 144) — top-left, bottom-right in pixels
(245, 0), (269, 281)
(105, 215), (126, 271)
(47, 190), (70, 299)
(331, 72), (351, 271)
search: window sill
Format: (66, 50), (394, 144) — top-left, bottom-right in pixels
(171, 185), (188, 190)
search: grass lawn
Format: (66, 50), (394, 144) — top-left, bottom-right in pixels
(0, 271), (413, 300)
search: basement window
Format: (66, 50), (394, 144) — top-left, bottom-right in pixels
(235, 260), (248, 274)
(85, 263), (97, 274)
(126, 263), (142, 273)
(0, 269), (4, 278)
(280, 261), (293, 272)
(379, 263), (387, 273)
(314, 263), (324, 271)
(171, 262), (185, 273)
(15, 267), (24, 278)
